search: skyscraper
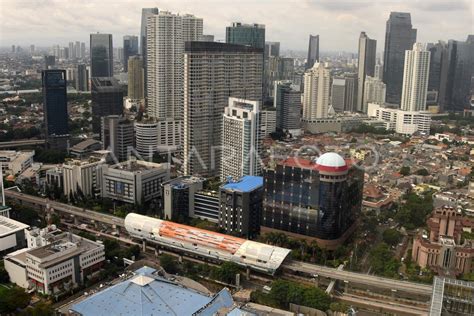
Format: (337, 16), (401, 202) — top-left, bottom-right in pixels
(264, 41), (280, 59)
(263, 56), (295, 101)
(383, 12), (417, 104)
(75, 64), (89, 92)
(80, 42), (86, 59)
(331, 78), (346, 112)
(183, 42), (263, 177)
(128, 56), (144, 100)
(44, 55), (55, 69)
(364, 76), (386, 106)
(427, 41), (448, 105)
(68, 42), (75, 59)
(140, 7), (159, 58)
(274, 81), (301, 135)
(261, 153), (364, 249)
(344, 73), (358, 112)
(401, 43), (431, 112)
(90, 33), (113, 78)
(123, 35), (139, 72)
(75, 41), (81, 59)
(42, 70), (69, 148)
(303, 62), (331, 120)
(356, 32), (377, 113)
(225, 22), (265, 50)
(146, 11), (203, 120)
(91, 77), (123, 121)
(221, 98), (261, 181)
(101, 115), (134, 162)
(306, 35), (319, 70)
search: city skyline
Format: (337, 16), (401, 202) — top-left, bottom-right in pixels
(0, 0), (472, 52)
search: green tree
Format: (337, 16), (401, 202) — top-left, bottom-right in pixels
(20, 301), (54, 316)
(159, 254), (179, 274)
(0, 286), (31, 314)
(212, 262), (240, 284)
(399, 166), (410, 176)
(415, 168), (429, 176)
(382, 228), (402, 246)
(369, 243), (400, 277)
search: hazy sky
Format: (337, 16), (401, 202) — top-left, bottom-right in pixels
(1, 0), (472, 52)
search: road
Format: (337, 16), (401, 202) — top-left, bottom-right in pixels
(0, 139), (45, 149)
(284, 259), (432, 296)
(5, 190), (124, 227)
(6, 190), (433, 298)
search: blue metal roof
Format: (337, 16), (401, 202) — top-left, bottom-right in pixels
(70, 267), (235, 316)
(222, 176), (263, 192)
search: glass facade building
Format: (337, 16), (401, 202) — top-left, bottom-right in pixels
(262, 155), (363, 247)
(90, 33), (113, 77)
(225, 22), (265, 50)
(42, 70), (69, 138)
(123, 35), (139, 72)
(306, 35), (319, 70)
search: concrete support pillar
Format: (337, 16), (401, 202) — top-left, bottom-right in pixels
(94, 221), (99, 229)
(391, 289), (397, 299)
(154, 248), (158, 257)
(344, 280), (349, 293)
(73, 216), (79, 226)
(178, 255), (183, 263)
(246, 267), (250, 280)
(313, 275), (319, 287)
(142, 239), (146, 252)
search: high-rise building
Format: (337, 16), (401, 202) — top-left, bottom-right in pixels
(221, 98), (261, 181)
(91, 77), (123, 119)
(401, 43), (431, 112)
(306, 34), (319, 70)
(225, 22), (265, 50)
(146, 11), (203, 120)
(123, 35), (139, 72)
(331, 78), (346, 112)
(134, 120), (181, 159)
(42, 70), (69, 148)
(440, 36), (474, 111)
(101, 115), (134, 162)
(90, 33), (113, 78)
(75, 64), (89, 92)
(44, 55), (55, 69)
(263, 56), (295, 101)
(303, 62), (331, 120)
(75, 41), (81, 59)
(427, 41), (448, 105)
(363, 76), (386, 106)
(344, 73), (358, 112)
(29, 45), (35, 55)
(383, 12), (417, 104)
(183, 42), (263, 177)
(140, 7), (159, 58)
(127, 56), (144, 100)
(264, 41), (280, 59)
(356, 32), (377, 113)
(198, 34), (214, 42)
(374, 63), (383, 80)
(261, 153), (364, 249)
(80, 42), (86, 59)
(219, 176), (263, 238)
(274, 81), (301, 135)
(68, 42), (75, 59)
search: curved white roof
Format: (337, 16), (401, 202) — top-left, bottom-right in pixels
(316, 152), (346, 167)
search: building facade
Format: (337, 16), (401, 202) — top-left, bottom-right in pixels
(261, 153), (364, 249)
(90, 33), (113, 78)
(75, 64), (89, 92)
(306, 34), (319, 70)
(123, 35), (139, 72)
(183, 42), (263, 177)
(363, 76), (386, 106)
(401, 43), (431, 112)
(162, 176), (205, 223)
(367, 103), (431, 135)
(127, 55), (144, 100)
(356, 32), (377, 113)
(62, 158), (102, 197)
(274, 81), (301, 135)
(91, 77), (124, 118)
(225, 22), (265, 49)
(383, 12), (417, 104)
(303, 62), (331, 120)
(101, 115), (134, 161)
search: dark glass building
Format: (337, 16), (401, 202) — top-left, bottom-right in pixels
(225, 22), (265, 50)
(219, 176), (263, 239)
(306, 34), (319, 70)
(427, 41), (448, 106)
(91, 77), (123, 131)
(123, 35), (139, 72)
(274, 81), (301, 134)
(42, 70), (69, 147)
(90, 33), (113, 78)
(75, 64), (89, 92)
(383, 12), (417, 104)
(262, 153), (363, 249)
(44, 55), (55, 70)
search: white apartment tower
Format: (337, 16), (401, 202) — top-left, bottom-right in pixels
(401, 43), (431, 112)
(221, 98), (261, 181)
(303, 62), (331, 120)
(364, 76), (386, 106)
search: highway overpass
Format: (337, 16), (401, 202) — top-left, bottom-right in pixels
(0, 139), (45, 149)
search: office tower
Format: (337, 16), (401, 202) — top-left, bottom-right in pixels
(274, 81), (301, 135)
(101, 115), (134, 161)
(123, 35), (139, 72)
(59, 47), (69, 60)
(140, 7), (159, 58)
(91, 77), (123, 122)
(80, 42), (86, 59)
(344, 73), (358, 112)
(356, 32), (377, 113)
(303, 62), (331, 120)
(374, 63), (383, 80)
(306, 35), (319, 69)
(364, 76), (386, 106)
(401, 43), (431, 112)
(264, 56), (295, 101)
(128, 56), (144, 100)
(183, 42), (263, 177)
(44, 55), (55, 69)
(383, 12), (417, 104)
(66, 68), (77, 86)
(30, 45), (35, 54)
(219, 175), (263, 238)
(52, 45), (60, 58)
(90, 33), (113, 77)
(440, 36), (474, 111)
(331, 78), (346, 112)
(146, 11), (203, 121)
(198, 34), (214, 42)
(265, 41), (280, 59)
(427, 41), (448, 105)
(117, 48), (124, 64)
(75, 41), (80, 59)
(221, 98), (261, 181)
(225, 22), (265, 49)
(42, 70), (69, 148)
(11, 45), (15, 53)
(261, 153), (364, 249)
(134, 120), (181, 158)
(69, 42), (75, 59)
(75, 64), (89, 92)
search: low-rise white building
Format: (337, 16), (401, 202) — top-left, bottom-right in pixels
(0, 150), (35, 175)
(62, 158), (103, 197)
(100, 159), (169, 204)
(367, 103), (431, 135)
(0, 215), (29, 253)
